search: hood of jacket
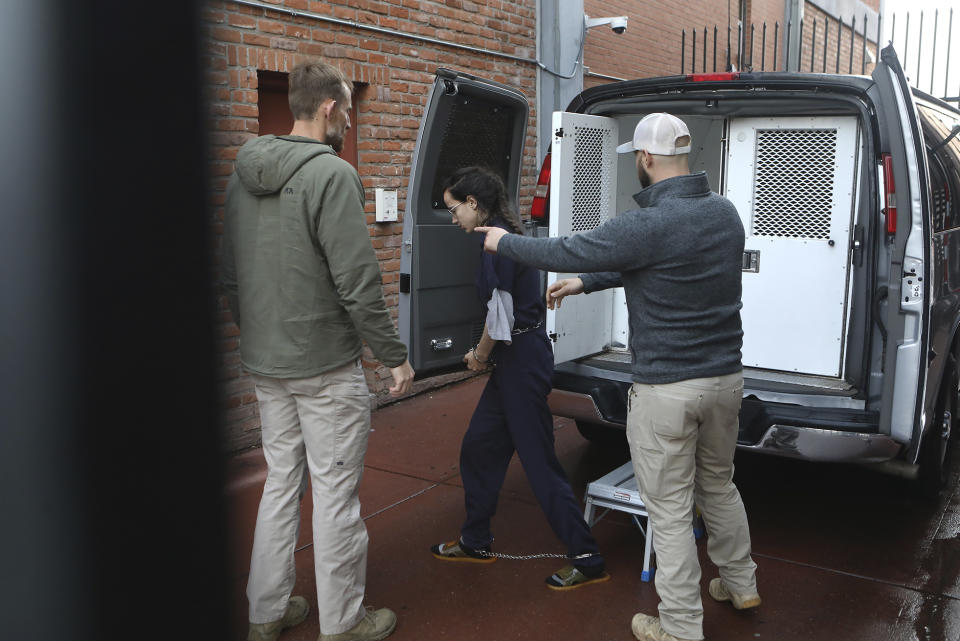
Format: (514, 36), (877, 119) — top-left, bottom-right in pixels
(234, 134), (334, 195)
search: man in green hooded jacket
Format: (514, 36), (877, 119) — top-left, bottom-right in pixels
(223, 60), (413, 641)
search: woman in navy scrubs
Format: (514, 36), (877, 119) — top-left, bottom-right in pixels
(430, 166), (607, 590)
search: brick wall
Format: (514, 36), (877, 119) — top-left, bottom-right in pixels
(744, 0), (788, 71)
(582, 0), (734, 87)
(797, 2), (879, 76)
(582, 0), (879, 85)
(205, 0), (538, 451)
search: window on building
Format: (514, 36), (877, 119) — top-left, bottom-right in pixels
(256, 70), (360, 168)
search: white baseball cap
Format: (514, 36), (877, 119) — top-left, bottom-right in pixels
(616, 113), (692, 155)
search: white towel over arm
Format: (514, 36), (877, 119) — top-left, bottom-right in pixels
(486, 288), (514, 343)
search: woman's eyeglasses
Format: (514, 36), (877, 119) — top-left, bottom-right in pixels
(446, 202), (464, 215)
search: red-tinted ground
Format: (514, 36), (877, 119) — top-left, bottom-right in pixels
(225, 375), (960, 641)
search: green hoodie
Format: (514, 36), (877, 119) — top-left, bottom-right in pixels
(222, 134), (407, 378)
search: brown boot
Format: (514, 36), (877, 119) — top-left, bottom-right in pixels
(319, 607), (397, 641)
(708, 577), (762, 609)
(630, 614), (698, 641)
(247, 596), (310, 641)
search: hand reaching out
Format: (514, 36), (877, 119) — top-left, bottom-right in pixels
(545, 277), (584, 310)
(473, 226), (508, 253)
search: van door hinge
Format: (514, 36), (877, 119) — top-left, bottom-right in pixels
(549, 332), (558, 342)
(400, 273), (410, 293)
(554, 127), (563, 139)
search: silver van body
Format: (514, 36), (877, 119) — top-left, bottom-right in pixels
(401, 46), (960, 488)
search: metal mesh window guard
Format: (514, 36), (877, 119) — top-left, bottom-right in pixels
(751, 128), (837, 240)
(571, 126), (613, 232)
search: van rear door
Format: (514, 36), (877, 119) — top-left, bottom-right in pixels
(547, 111), (619, 362)
(399, 70), (528, 374)
(870, 45), (931, 448)
(725, 115), (861, 377)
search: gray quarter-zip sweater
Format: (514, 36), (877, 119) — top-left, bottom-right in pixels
(498, 172), (743, 384)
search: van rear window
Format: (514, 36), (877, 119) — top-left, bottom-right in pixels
(430, 95), (514, 206)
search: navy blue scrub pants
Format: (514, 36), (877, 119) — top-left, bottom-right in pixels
(458, 330), (603, 571)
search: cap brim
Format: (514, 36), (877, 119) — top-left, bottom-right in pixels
(615, 141), (635, 154)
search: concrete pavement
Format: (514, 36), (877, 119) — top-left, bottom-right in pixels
(225, 374), (960, 641)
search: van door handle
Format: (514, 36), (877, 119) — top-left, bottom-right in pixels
(430, 338), (454, 351)
(852, 225), (864, 266)
(742, 250), (760, 272)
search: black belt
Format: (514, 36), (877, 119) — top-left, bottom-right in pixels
(511, 320), (544, 336)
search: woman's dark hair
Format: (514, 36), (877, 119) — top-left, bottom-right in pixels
(441, 166), (525, 236)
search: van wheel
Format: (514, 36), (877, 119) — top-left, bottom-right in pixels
(575, 421), (627, 448)
(919, 355), (958, 495)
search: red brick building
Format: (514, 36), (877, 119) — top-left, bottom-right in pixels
(582, 0), (881, 87)
(208, 0), (883, 451)
(206, 0), (539, 450)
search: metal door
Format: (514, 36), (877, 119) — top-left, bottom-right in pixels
(547, 111), (618, 363)
(726, 116), (860, 376)
(399, 69), (528, 373)
(870, 44), (932, 448)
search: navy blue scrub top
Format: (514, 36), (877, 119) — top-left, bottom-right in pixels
(476, 217), (545, 330)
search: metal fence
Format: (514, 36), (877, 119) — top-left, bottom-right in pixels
(680, 8), (957, 103)
(889, 9), (957, 101)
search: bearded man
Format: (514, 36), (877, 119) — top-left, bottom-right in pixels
(223, 60), (413, 641)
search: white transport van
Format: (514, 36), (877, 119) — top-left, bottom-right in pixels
(399, 45), (960, 491)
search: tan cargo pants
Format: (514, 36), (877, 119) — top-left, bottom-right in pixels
(626, 371), (758, 641)
(246, 361), (371, 635)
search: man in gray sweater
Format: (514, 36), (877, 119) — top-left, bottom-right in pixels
(476, 113), (760, 641)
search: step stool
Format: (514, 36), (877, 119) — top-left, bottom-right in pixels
(583, 461), (704, 582)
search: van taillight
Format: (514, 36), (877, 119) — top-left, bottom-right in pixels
(686, 72), (740, 81)
(530, 151), (551, 220)
(882, 153), (897, 234)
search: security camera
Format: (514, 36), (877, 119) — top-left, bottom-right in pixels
(584, 15), (629, 34)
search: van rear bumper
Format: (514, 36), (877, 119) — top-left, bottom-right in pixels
(548, 387), (901, 463)
(548, 389), (624, 428)
(739, 425), (901, 462)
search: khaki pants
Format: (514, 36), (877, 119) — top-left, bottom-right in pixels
(246, 361), (371, 635)
(626, 372), (757, 641)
